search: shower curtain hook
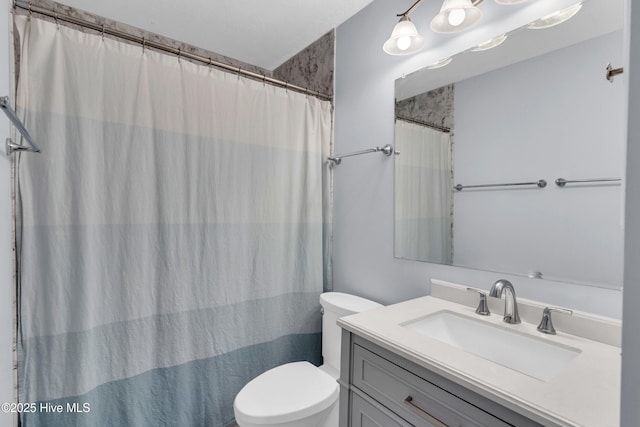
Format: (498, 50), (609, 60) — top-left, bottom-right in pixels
(28, 3), (32, 19)
(236, 67), (241, 81)
(54, 11), (59, 29)
(101, 24), (105, 40)
(142, 37), (146, 53)
(177, 47), (181, 62)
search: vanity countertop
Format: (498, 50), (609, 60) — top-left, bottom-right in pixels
(338, 285), (621, 427)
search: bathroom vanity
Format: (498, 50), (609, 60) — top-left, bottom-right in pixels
(337, 281), (621, 427)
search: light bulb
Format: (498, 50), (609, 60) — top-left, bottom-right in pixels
(448, 8), (466, 26)
(396, 36), (411, 51)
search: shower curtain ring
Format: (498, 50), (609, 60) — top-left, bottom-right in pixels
(142, 37), (146, 52)
(177, 48), (181, 61)
(54, 12), (59, 29)
(101, 24), (105, 40)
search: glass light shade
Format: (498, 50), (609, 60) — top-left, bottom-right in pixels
(427, 57), (453, 69)
(495, 0), (527, 4)
(431, 0), (483, 33)
(471, 34), (507, 51)
(527, 2), (582, 30)
(383, 17), (425, 55)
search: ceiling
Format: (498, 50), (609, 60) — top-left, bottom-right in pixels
(52, 0), (374, 70)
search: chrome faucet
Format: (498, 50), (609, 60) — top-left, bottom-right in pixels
(489, 280), (521, 324)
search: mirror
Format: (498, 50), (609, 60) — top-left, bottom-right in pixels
(394, 0), (625, 289)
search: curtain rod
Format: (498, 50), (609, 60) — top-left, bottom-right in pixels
(396, 115), (451, 133)
(13, 1), (332, 102)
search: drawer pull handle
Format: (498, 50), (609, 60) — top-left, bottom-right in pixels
(404, 396), (449, 427)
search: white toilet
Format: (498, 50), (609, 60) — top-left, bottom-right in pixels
(233, 292), (382, 427)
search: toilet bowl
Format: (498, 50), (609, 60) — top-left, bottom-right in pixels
(233, 292), (382, 427)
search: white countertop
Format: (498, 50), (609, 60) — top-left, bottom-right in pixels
(338, 288), (621, 427)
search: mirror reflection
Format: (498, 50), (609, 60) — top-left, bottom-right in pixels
(393, 0), (625, 289)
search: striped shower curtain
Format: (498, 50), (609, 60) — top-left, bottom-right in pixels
(14, 15), (332, 427)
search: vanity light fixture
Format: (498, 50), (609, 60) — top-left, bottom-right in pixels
(431, 0), (483, 33)
(527, 2), (583, 30)
(383, 15), (426, 55)
(471, 33), (507, 51)
(384, 0), (526, 56)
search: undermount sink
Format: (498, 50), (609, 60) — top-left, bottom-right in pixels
(403, 310), (580, 381)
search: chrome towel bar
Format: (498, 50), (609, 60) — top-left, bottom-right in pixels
(454, 179), (547, 192)
(555, 177), (622, 187)
(328, 144), (397, 165)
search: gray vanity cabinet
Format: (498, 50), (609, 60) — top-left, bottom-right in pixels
(339, 332), (544, 427)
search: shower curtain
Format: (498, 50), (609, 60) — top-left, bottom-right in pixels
(394, 119), (452, 263)
(14, 15), (332, 427)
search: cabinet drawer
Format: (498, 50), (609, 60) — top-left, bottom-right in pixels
(350, 392), (412, 427)
(352, 344), (512, 427)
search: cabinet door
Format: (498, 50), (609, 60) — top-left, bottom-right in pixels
(352, 344), (514, 427)
(350, 392), (413, 427)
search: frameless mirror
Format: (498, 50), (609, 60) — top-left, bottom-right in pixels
(394, 0), (625, 289)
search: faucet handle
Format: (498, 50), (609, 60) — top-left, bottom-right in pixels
(466, 288), (490, 316)
(537, 307), (573, 335)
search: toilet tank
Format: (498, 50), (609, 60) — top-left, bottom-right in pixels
(319, 292), (382, 374)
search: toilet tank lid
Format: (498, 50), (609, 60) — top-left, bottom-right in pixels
(319, 292), (382, 317)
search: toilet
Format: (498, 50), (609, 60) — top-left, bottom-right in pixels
(233, 292), (383, 427)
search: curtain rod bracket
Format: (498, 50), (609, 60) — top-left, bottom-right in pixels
(1, 96), (41, 154)
(6, 137), (35, 155)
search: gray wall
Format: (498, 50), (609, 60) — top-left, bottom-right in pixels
(453, 31), (625, 289)
(333, 0), (623, 319)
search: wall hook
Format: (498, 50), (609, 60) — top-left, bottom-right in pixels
(606, 63), (623, 83)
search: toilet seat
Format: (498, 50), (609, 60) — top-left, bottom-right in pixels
(234, 361), (339, 425)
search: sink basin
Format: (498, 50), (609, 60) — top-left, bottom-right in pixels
(403, 310), (580, 381)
